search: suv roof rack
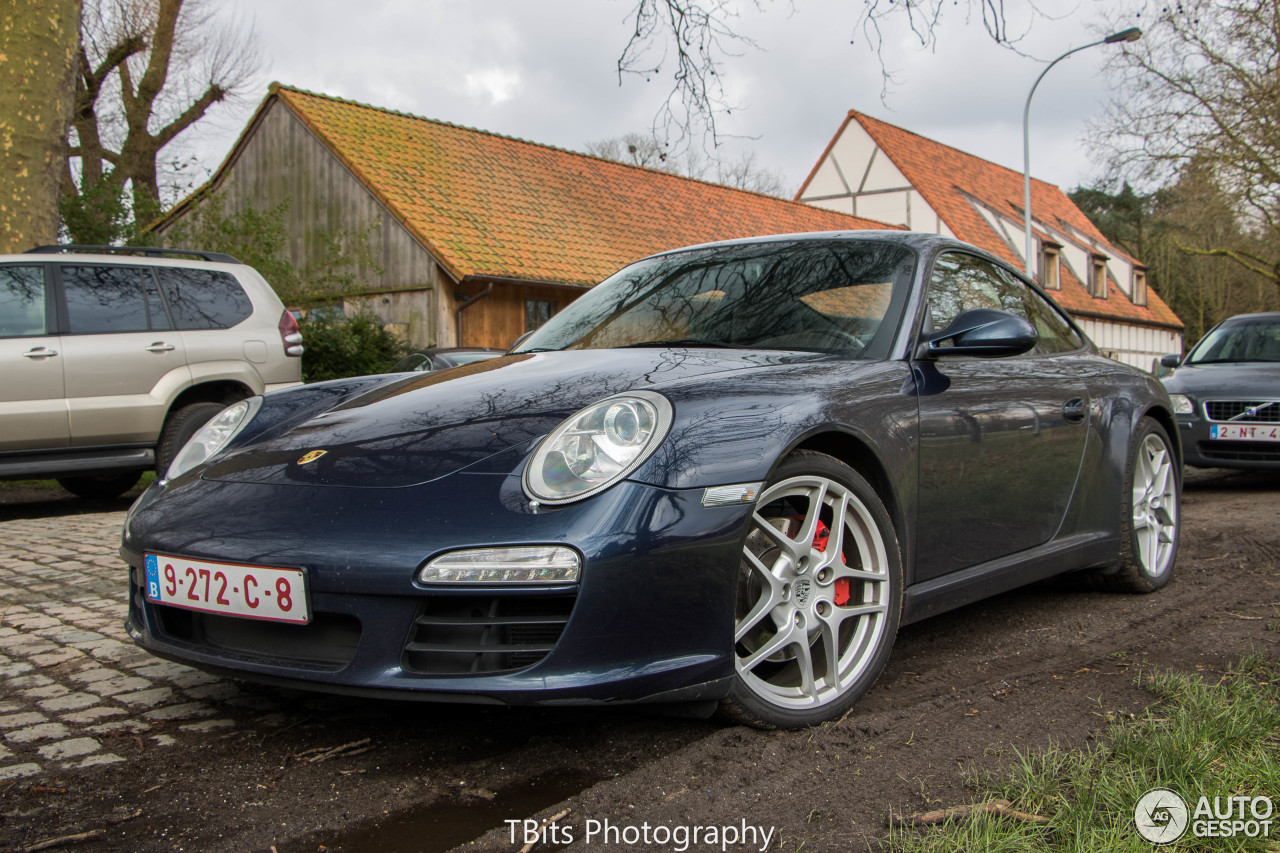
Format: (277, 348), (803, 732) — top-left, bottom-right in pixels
(24, 244), (241, 264)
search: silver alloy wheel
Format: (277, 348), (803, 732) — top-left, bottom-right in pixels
(734, 474), (892, 711)
(1132, 432), (1178, 577)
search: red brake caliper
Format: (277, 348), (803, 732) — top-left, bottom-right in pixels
(811, 519), (851, 606)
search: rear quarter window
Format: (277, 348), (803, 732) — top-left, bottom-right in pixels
(157, 268), (253, 330)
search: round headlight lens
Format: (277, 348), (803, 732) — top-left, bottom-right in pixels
(165, 397), (262, 482)
(523, 391), (673, 504)
(1168, 393), (1194, 416)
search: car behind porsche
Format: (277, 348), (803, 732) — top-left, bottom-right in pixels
(122, 232), (1180, 729)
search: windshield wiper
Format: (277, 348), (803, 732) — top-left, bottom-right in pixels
(616, 338), (750, 349)
(509, 347), (563, 354)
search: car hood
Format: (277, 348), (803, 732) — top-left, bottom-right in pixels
(201, 348), (811, 488)
(1161, 362), (1280, 399)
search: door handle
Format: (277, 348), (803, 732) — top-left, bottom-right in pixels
(1062, 398), (1087, 424)
(21, 347), (59, 359)
(145, 342), (176, 353)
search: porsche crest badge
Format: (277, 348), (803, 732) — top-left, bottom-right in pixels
(296, 450), (328, 465)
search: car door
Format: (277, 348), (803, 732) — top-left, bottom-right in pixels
(0, 264), (69, 451)
(913, 251), (1090, 580)
(57, 264), (190, 446)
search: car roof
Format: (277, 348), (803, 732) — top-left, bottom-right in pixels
(1, 246), (244, 267)
(1218, 311), (1280, 324)
(642, 230), (993, 263)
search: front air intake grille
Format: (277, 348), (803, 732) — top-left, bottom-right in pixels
(403, 594), (575, 675)
(1204, 400), (1280, 423)
(1198, 441), (1280, 462)
(154, 606), (361, 668)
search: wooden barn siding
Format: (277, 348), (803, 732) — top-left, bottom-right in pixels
(160, 100), (445, 346)
(457, 283), (584, 349)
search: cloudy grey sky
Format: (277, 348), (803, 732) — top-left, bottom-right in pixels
(183, 0), (1141, 199)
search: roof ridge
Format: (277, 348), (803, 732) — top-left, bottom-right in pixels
(271, 82), (833, 210)
(848, 108), (1060, 192)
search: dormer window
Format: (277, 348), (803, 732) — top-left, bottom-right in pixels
(1132, 267), (1148, 306)
(1039, 241), (1062, 290)
(1090, 254), (1110, 299)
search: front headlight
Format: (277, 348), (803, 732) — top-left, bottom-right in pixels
(1168, 393), (1195, 416)
(523, 390), (673, 505)
(164, 397), (263, 482)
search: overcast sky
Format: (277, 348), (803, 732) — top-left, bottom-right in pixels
(182, 0), (1143, 200)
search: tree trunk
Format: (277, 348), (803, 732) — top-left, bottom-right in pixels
(0, 0), (82, 252)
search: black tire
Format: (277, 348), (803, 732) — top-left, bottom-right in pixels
(719, 450), (903, 729)
(57, 471), (142, 500)
(156, 402), (228, 479)
(1082, 417), (1181, 593)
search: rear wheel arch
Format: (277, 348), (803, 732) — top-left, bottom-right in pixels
(168, 380), (253, 414)
(1141, 404), (1181, 466)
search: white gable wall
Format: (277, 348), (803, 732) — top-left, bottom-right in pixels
(798, 121), (947, 234)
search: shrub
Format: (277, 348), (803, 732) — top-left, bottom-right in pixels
(298, 312), (410, 383)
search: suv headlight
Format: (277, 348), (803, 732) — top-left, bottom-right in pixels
(1168, 393), (1194, 416)
(165, 397), (262, 481)
(523, 391), (673, 505)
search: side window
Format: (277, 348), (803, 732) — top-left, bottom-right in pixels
(156, 268), (252, 330)
(927, 252), (1030, 330)
(61, 266), (171, 334)
(927, 252), (1081, 355)
(992, 266), (1083, 354)
(0, 266), (48, 337)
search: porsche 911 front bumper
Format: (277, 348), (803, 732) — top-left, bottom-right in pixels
(121, 471), (751, 706)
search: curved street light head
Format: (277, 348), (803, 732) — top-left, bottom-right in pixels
(1022, 28), (1142, 276)
(1104, 27), (1143, 44)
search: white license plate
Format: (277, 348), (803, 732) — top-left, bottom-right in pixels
(1210, 424), (1280, 442)
(144, 553), (309, 624)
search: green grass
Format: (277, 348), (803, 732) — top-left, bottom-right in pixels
(891, 654), (1280, 852)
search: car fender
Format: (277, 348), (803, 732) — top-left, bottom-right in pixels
(184, 360), (267, 396)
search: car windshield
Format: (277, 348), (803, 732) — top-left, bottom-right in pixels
(1186, 317), (1280, 364)
(515, 239), (917, 357)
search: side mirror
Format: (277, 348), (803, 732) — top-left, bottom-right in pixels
(1159, 353), (1181, 369)
(926, 308), (1037, 358)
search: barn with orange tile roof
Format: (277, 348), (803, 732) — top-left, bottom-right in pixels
(156, 85), (892, 349)
(796, 110), (1183, 369)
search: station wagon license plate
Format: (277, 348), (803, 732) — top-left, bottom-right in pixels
(1210, 424), (1280, 442)
(144, 554), (309, 624)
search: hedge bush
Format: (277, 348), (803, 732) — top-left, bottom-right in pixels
(298, 312), (411, 383)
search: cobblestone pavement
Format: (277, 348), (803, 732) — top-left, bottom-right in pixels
(0, 510), (273, 783)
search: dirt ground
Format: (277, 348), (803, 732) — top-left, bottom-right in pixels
(1, 466), (1277, 853)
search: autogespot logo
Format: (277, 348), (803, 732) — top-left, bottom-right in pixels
(1135, 788), (1190, 844)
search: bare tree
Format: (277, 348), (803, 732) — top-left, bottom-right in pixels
(64, 0), (260, 233)
(0, 0), (81, 252)
(585, 132), (787, 196)
(1093, 0), (1280, 285)
(615, 1), (1057, 153)
(584, 132), (674, 169)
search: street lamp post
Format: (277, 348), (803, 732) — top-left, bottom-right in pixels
(1022, 27), (1142, 276)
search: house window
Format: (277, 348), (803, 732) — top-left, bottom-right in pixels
(1132, 267), (1148, 306)
(1039, 241), (1062, 290)
(525, 299), (553, 332)
(1090, 254), (1110, 299)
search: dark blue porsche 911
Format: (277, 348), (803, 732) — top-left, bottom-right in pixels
(122, 232), (1181, 728)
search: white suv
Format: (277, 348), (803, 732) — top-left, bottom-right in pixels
(0, 245), (302, 499)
